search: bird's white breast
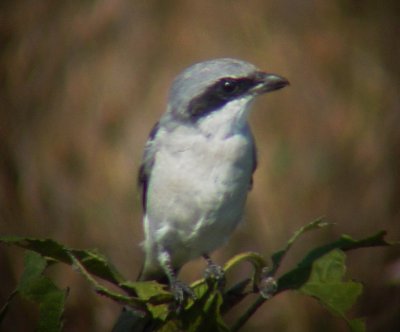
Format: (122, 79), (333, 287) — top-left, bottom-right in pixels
(145, 125), (253, 265)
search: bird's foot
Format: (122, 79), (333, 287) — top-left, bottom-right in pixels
(204, 262), (225, 281)
(203, 254), (225, 288)
(169, 279), (196, 312)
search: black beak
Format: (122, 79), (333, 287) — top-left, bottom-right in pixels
(252, 72), (289, 94)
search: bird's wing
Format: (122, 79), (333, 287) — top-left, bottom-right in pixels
(138, 122), (160, 211)
(249, 130), (258, 191)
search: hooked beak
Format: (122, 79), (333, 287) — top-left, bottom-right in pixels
(252, 72), (290, 94)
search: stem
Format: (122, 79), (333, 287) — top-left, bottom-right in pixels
(231, 296), (266, 332)
(0, 290), (17, 321)
(67, 251), (146, 309)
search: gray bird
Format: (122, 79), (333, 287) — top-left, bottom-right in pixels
(137, 58), (288, 294)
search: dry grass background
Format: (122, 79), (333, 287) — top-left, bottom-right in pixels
(0, 1), (399, 331)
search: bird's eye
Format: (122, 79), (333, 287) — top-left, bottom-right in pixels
(220, 79), (239, 94)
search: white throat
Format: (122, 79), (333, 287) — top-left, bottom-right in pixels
(196, 96), (254, 138)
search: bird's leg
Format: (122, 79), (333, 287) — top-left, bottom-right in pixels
(202, 253), (225, 287)
(158, 246), (195, 308)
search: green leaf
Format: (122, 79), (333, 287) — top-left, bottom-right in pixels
(1, 236), (71, 262)
(182, 290), (228, 332)
(230, 230), (390, 331)
(348, 319), (366, 332)
(277, 231), (390, 292)
(0, 236), (125, 286)
(65, 251), (147, 310)
(119, 281), (171, 320)
(0, 236), (147, 313)
(191, 279), (210, 300)
(1, 229), (392, 332)
(300, 250), (364, 332)
(17, 251), (67, 332)
(300, 250), (362, 312)
(270, 218), (330, 276)
(35, 277), (68, 332)
(17, 250), (47, 292)
(120, 280), (171, 302)
(218, 221), (329, 317)
(70, 248), (125, 285)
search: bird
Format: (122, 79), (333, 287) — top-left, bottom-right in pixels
(137, 58), (289, 297)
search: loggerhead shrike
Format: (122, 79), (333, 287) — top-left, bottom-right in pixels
(137, 58), (288, 296)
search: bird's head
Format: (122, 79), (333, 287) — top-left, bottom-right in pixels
(162, 58), (289, 137)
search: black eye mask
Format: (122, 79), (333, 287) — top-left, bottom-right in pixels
(187, 75), (260, 120)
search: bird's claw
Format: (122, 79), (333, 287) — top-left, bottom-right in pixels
(204, 262), (225, 280)
(170, 279), (196, 312)
(203, 254), (226, 288)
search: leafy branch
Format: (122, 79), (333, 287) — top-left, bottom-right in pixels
(0, 220), (393, 332)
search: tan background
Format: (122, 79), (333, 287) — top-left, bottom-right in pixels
(1, 1), (399, 331)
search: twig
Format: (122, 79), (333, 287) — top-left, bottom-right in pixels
(0, 290), (17, 322)
(231, 295), (266, 332)
(66, 250), (146, 309)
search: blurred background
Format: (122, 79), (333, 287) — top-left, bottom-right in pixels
(0, 1), (399, 331)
